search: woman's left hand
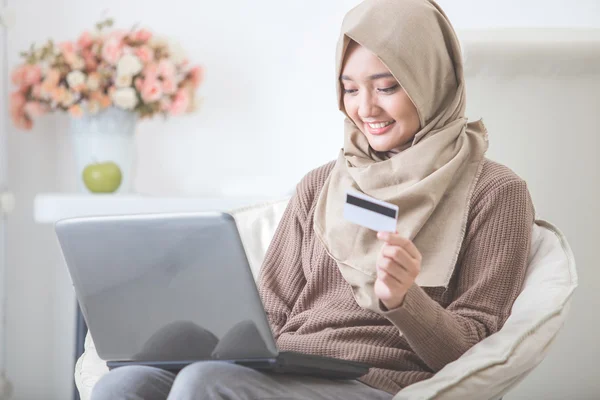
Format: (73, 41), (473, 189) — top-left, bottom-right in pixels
(374, 231), (422, 310)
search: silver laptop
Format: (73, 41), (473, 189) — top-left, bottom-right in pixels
(55, 211), (369, 379)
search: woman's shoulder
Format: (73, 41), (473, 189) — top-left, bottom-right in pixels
(293, 160), (337, 213)
(471, 158), (533, 210)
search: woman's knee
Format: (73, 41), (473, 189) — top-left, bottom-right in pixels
(91, 365), (175, 400)
(168, 361), (258, 399)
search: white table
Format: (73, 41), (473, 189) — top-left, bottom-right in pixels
(34, 193), (277, 223)
(33, 192), (279, 400)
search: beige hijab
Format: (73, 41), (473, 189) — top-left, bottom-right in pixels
(313, 0), (489, 313)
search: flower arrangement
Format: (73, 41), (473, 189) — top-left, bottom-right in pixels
(10, 18), (204, 130)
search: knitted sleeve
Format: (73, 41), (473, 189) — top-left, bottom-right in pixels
(381, 178), (536, 372)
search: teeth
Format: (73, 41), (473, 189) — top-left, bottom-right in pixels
(367, 121), (394, 129)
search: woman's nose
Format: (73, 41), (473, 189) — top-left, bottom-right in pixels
(357, 92), (378, 119)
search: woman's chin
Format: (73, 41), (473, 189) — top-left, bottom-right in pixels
(368, 139), (396, 153)
(367, 134), (413, 154)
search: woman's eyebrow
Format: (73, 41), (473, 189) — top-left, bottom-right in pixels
(340, 72), (394, 81)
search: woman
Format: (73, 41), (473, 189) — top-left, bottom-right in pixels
(92, 0), (535, 398)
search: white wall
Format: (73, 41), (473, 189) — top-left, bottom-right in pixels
(4, 1), (599, 399)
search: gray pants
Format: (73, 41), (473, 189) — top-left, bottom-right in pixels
(91, 361), (393, 400)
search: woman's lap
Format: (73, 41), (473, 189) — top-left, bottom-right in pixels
(91, 361), (393, 400)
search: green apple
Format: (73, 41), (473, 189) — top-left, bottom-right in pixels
(82, 161), (123, 193)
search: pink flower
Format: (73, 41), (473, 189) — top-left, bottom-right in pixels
(134, 77), (143, 91)
(11, 108), (32, 130)
(83, 51), (98, 70)
(10, 91), (26, 113)
(24, 101), (48, 118)
(135, 46), (154, 63)
(140, 78), (163, 103)
(161, 77), (177, 95)
(102, 36), (123, 65)
(31, 84), (43, 98)
(11, 65), (26, 87)
(143, 63), (159, 81)
(22, 65), (42, 86)
(169, 89), (190, 116)
(59, 41), (79, 66)
(77, 31), (94, 49)
(132, 29), (152, 43)
(189, 66), (204, 88)
(158, 60), (175, 78)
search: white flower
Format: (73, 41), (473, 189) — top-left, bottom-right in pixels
(117, 54), (143, 77)
(87, 74), (100, 91)
(66, 70), (86, 89)
(115, 74), (132, 88)
(111, 87), (138, 110)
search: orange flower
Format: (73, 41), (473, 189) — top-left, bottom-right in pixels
(51, 86), (68, 104)
(68, 104), (83, 117)
(90, 91), (111, 109)
(41, 69), (61, 97)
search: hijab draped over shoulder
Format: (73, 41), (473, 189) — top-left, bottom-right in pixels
(313, 0), (489, 313)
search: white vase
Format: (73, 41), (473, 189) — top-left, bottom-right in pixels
(69, 107), (137, 194)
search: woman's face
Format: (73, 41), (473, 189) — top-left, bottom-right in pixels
(340, 42), (420, 152)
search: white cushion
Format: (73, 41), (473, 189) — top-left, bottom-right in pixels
(393, 219), (577, 400)
(75, 330), (109, 400)
(75, 201), (576, 400)
(230, 197), (291, 281)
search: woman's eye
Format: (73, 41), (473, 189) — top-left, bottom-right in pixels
(378, 84), (400, 93)
(343, 88), (358, 94)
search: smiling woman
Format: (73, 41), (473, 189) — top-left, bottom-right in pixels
(340, 41), (420, 154)
(90, 0), (537, 399)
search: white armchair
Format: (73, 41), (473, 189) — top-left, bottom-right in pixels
(74, 197), (577, 400)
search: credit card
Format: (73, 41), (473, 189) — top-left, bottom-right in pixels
(343, 189), (398, 233)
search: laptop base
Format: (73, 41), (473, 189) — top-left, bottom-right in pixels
(107, 352), (370, 380)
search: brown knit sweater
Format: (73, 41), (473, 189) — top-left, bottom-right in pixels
(258, 158), (536, 394)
